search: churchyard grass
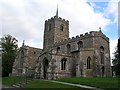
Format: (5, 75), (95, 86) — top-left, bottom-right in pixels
(23, 79), (89, 89)
(2, 76), (119, 89)
(2, 76), (27, 86)
(2, 76), (89, 89)
(56, 77), (119, 90)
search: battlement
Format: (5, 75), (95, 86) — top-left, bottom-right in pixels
(53, 30), (109, 47)
(68, 31), (109, 41)
(45, 16), (69, 24)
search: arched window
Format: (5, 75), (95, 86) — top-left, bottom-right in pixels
(67, 44), (71, 53)
(87, 57), (91, 69)
(100, 46), (104, 64)
(61, 58), (67, 70)
(57, 47), (60, 53)
(60, 24), (64, 31)
(78, 41), (83, 49)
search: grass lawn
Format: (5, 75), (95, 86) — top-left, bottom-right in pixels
(2, 76), (27, 86)
(2, 76), (119, 89)
(23, 79), (89, 89)
(56, 77), (119, 90)
(2, 76), (89, 89)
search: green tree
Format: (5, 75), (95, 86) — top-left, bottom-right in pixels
(1, 35), (18, 77)
(112, 39), (120, 76)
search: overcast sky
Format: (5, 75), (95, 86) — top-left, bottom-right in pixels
(1, 0), (119, 62)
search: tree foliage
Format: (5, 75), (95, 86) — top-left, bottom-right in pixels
(112, 39), (120, 76)
(1, 35), (18, 77)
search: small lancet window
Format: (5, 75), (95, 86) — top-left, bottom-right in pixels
(60, 24), (64, 31)
(87, 57), (91, 69)
(57, 47), (60, 53)
(100, 46), (104, 64)
(61, 58), (67, 70)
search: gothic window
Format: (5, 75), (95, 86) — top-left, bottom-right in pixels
(61, 58), (67, 70)
(57, 47), (60, 53)
(67, 44), (71, 53)
(60, 24), (64, 31)
(87, 56), (91, 69)
(78, 41), (83, 49)
(100, 46), (104, 64)
(48, 24), (51, 31)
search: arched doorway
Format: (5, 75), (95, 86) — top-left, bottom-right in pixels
(43, 58), (48, 79)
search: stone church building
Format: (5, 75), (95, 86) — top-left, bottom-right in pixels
(12, 9), (112, 79)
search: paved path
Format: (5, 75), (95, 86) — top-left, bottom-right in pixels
(44, 80), (104, 90)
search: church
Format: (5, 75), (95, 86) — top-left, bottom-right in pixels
(12, 8), (112, 79)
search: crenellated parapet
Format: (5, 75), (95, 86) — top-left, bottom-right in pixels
(52, 30), (109, 48)
(45, 16), (69, 24)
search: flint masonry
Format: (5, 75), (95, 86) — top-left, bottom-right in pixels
(12, 8), (112, 79)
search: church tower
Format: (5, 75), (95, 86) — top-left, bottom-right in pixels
(43, 8), (69, 49)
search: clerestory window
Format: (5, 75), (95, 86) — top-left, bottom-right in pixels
(78, 41), (83, 49)
(67, 44), (71, 53)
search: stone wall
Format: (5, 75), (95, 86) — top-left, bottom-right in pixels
(43, 16), (69, 49)
(12, 45), (42, 76)
(12, 12), (112, 79)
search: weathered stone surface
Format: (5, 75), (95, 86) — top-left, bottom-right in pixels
(12, 11), (112, 79)
(12, 45), (42, 76)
